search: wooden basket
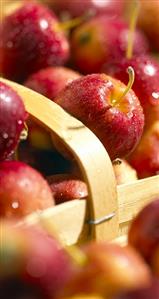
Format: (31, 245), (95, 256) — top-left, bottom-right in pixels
(1, 78), (159, 246)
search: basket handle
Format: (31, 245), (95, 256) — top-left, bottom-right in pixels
(1, 78), (119, 241)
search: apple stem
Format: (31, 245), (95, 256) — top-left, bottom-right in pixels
(66, 245), (87, 267)
(126, 0), (140, 59)
(113, 158), (122, 166)
(59, 16), (84, 32)
(20, 122), (28, 141)
(118, 67), (135, 101)
(54, 11), (92, 33)
(14, 149), (19, 161)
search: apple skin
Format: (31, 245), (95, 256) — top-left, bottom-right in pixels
(128, 198), (159, 264)
(128, 121), (159, 178)
(137, 0), (159, 51)
(104, 55), (159, 128)
(0, 220), (74, 299)
(114, 277), (159, 299)
(0, 2), (70, 82)
(0, 161), (54, 219)
(112, 159), (138, 185)
(58, 296), (104, 299)
(51, 0), (126, 19)
(0, 81), (28, 161)
(71, 16), (149, 74)
(46, 174), (88, 204)
(152, 247), (159, 277)
(64, 242), (150, 297)
(54, 73), (144, 160)
(24, 67), (81, 101)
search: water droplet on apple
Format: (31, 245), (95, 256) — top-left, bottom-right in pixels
(12, 201), (19, 209)
(152, 92), (159, 100)
(127, 111), (133, 118)
(18, 120), (22, 125)
(3, 133), (8, 139)
(39, 19), (49, 30)
(6, 41), (13, 48)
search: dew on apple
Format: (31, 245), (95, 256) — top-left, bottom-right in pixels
(18, 120), (23, 125)
(144, 64), (156, 76)
(12, 201), (19, 209)
(0, 161), (55, 218)
(6, 41), (13, 48)
(92, 0), (111, 8)
(127, 112), (133, 119)
(152, 92), (159, 100)
(3, 133), (9, 139)
(39, 19), (49, 30)
(1, 2), (70, 81)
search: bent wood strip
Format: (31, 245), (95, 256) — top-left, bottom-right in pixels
(1, 78), (118, 241)
(118, 174), (159, 224)
(21, 174), (159, 245)
(19, 200), (87, 246)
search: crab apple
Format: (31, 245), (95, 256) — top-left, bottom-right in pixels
(128, 198), (159, 264)
(151, 247), (159, 277)
(71, 16), (149, 74)
(46, 173), (88, 204)
(64, 242), (150, 297)
(128, 121), (159, 178)
(114, 277), (159, 299)
(51, 0), (126, 19)
(104, 55), (159, 128)
(24, 67), (81, 101)
(0, 81), (28, 161)
(0, 2), (70, 82)
(0, 160), (54, 219)
(0, 220), (74, 299)
(54, 72), (144, 160)
(138, 0), (159, 51)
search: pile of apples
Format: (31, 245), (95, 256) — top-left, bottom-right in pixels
(1, 198), (159, 299)
(0, 0), (159, 298)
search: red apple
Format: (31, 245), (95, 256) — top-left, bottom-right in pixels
(51, 0), (126, 19)
(128, 198), (159, 264)
(0, 160), (54, 219)
(71, 16), (149, 74)
(54, 73), (144, 160)
(0, 2), (70, 81)
(104, 55), (159, 128)
(46, 173), (88, 204)
(64, 242), (150, 297)
(112, 159), (138, 185)
(24, 67), (81, 101)
(58, 296), (105, 299)
(152, 247), (159, 277)
(114, 276), (159, 299)
(138, 0), (159, 51)
(0, 220), (74, 299)
(128, 121), (159, 178)
(0, 81), (28, 161)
